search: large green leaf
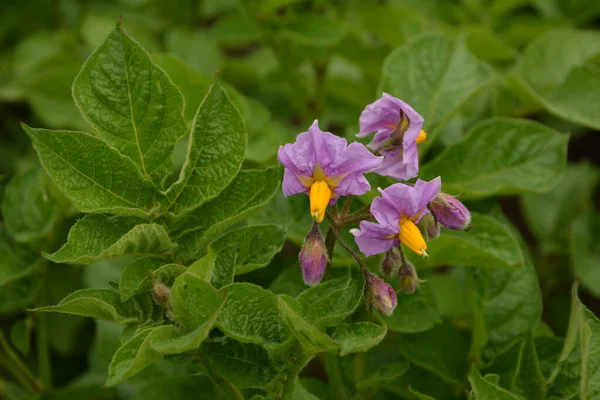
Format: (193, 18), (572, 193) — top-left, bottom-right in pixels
(173, 167), (280, 262)
(570, 213), (600, 297)
(72, 22), (187, 183)
(382, 281), (441, 333)
(163, 80), (246, 215)
(522, 163), (600, 254)
(119, 258), (186, 302)
(548, 284), (600, 399)
(330, 322), (387, 356)
(408, 213), (524, 270)
(379, 33), (495, 148)
(44, 214), (174, 264)
(210, 224), (286, 275)
(201, 340), (278, 389)
(23, 126), (156, 217)
(1, 167), (57, 243)
(33, 288), (140, 324)
(420, 118), (568, 198)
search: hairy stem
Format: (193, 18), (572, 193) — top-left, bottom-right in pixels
(36, 265), (52, 390)
(281, 357), (310, 400)
(340, 195), (353, 217)
(323, 352), (346, 400)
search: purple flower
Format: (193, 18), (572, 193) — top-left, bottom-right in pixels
(351, 178), (441, 257)
(365, 272), (397, 316)
(430, 193), (472, 231)
(357, 93), (427, 181)
(278, 120), (382, 223)
(299, 223), (328, 286)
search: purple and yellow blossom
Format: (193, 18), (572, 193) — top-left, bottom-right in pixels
(299, 223), (328, 286)
(351, 178), (441, 257)
(430, 193), (472, 231)
(357, 93), (427, 181)
(278, 120), (382, 223)
(365, 271), (397, 316)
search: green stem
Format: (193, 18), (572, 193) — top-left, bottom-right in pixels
(281, 358), (309, 400)
(198, 349), (244, 400)
(323, 352), (346, 400)
(339, 195), (353, 217)
(0, 332), (40, 394)
(36, 264), (52, 390)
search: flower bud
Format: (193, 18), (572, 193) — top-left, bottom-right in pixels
(398, 261), (419, 294)
(418, 213), (440, 240)
(299, 223), (328, 286)
(430, 193), (472, 231)
(366, 272), (397, 316)
(380, 248), (401, 279)
(147, 270), (171, 307)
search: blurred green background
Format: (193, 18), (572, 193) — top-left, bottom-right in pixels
(2, 0), (600, 398)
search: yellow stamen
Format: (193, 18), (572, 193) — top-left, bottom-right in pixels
(416, 130), (427, 144)
(399, 219), (427, 256)
(309, 181), (331, 223)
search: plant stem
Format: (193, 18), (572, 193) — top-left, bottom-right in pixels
(0, 332), (40, 394)
(36, 264), (52, 390)
(281, 358), (309, 400)
(339, 195), (353, 217)
(197, 349), (244, 400)
(323, 353), (346, 400)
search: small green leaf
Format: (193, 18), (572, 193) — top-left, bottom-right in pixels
(106, 327), (161, 386)
(72, 22), (187, 183)
(23, 126), (156, 217)
(512, 335), (547, 399)
(120, 258), (186, 302)
(201, 340), (278, 389)
(169, 273), (225, 332)
(383, 282), (441, 333)
(408, 213), (524, 270)
(282, 14), (345, 47)
(297, 270), (365, 329)
(399, 320), (469, 384)
(173, 167), (280, 262)
(570, 213), (600, 297)
(420, 118), (568, 198)
(163, 80), (246, 215)
(216, 283), (291, 351)
(210, 224), (286, 275)
(2, 167), (57, 242)
(330, 322), (387, 356)
(45, 214), (173, 264)
(356, 360), (410, 394)
(33, 288), (140, 324)
(379, 33), (495, 148)
(469, 367), (521, 400)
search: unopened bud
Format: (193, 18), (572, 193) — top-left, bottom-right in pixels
(147, 270), (171, 307)
(398, 261), (419, 294)
(299, 223), (328, 286)
(430, 193), (472, 231)
(418, 213), (440, 240)
(366, 272), (397, 316)
(380, 248), (401, 278)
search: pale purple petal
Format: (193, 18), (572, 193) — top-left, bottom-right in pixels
(322, 141), (382, 178)
(334, 173), (371, 197)
(379, 183), (421, 218)
(375, 147), (419, 181)
(413, 177), (441, 217)
(351, 221), (398, 257)
(308, 120), (347, 169)
(277, 137), (315, 177)
(370, 194), (401, 230)
(282, 168), (308, 197)
(358, 94), (401, 138)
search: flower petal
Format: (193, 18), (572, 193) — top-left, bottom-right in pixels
(375, 146), (419, 181)
(351, 221), (398, 257)
(282, 168), (308, 197)
(412, 177), (441, 221)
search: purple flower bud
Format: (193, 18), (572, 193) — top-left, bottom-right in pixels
(430, 193), (472, 231)
(418, 213), (440, 240)
(380, 248), (401, 279)
(366, 272), (397, 316)
(299, 223), (328, 286)
(398, 261), (419, 294)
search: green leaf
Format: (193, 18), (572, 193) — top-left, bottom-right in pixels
(2, 167), (57, 243)
(119, 258), (186, 302)
(163, 80), (246, 215)
(10, 318), (32, 355)
(216, 283), (291, 351)
(44, 214), (174, 264)
(278, 296), (338, 355)
(420, 118), (568, 198)
(523, 162), (600, 254)
(379, 33), (495, 148)
(173, 167), (280, 262)
(548, 284), (600, 399)
(469, 367), (521, 400)
(399, 320), (469, 384)
(570, 213), (600, 297)
(23, 125), (157, 217)
(131, 376), (217, 400)
(201, 340), (278, 389)
(386, 364), (457, 399)
(297, 270), (365, 329)
(33, 288), (140, 324)
(408, 213), (524, 270)
(210, 224), (286, 275)
(382, 282), (441, 333)
(330, 322), (387, 356)
(469, 256), (542, 361)
(106, 327), (161, 386)
(282, 14), (345, 47)
(512, 335), (547, 399)
(72, 22), (187, 183)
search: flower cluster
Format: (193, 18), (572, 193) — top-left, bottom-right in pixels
(278, 93), (472, 316)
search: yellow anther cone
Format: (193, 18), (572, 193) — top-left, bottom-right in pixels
(416, 130), (427, 144)
(309, 181), (331, 223)
(399, 219), (427, 256)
